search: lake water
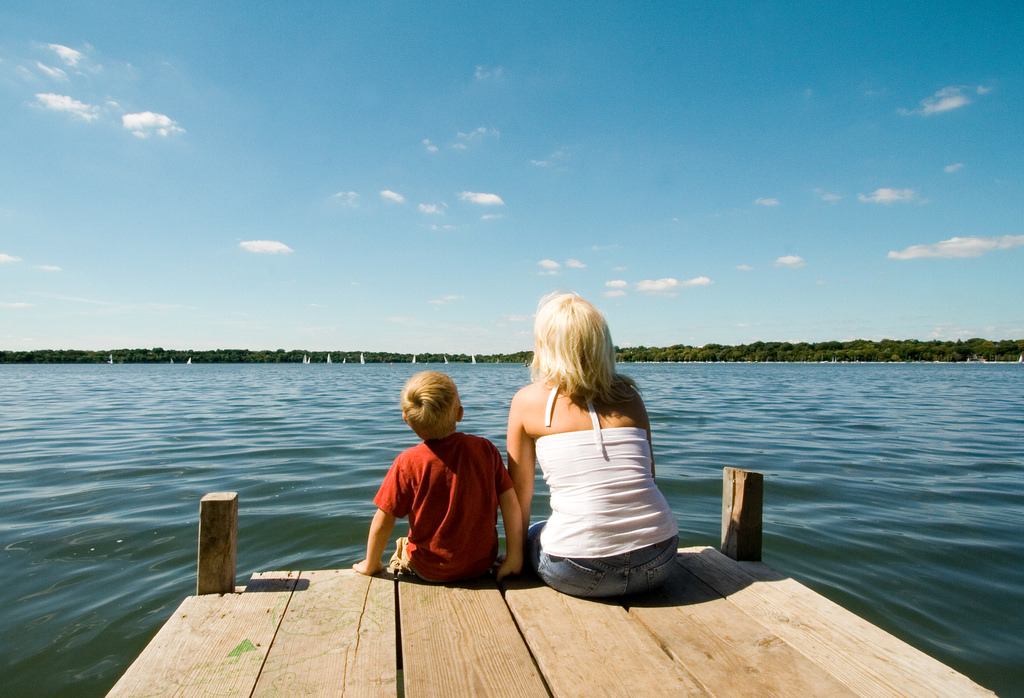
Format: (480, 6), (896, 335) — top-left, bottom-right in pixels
(2, 362), (1022, 696)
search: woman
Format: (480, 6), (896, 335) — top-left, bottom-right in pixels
(506, 292), (678, 597)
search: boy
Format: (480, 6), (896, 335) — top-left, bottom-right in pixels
(353, 371), (523, 582)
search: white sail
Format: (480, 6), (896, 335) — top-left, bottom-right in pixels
(412, 354), (417, 364)
(471, 355), (476, 364)
(360, 353), (365, 364)
(444, 355), (449, 364)
(327, 354), (332, 364)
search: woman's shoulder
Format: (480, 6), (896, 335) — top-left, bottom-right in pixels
(508, 382), (550, 424)
(512, 381), (550, 403)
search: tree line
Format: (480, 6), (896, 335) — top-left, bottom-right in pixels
(2, 338), (1022, 364)
(0, 348), (535, 364)
(616, 338), (1024, 363)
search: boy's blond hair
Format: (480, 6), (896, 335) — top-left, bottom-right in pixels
(531, 292), (637, 404)
(401, 371), (461, 440)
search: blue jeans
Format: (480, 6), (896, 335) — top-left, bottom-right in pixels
(527, 522), (678, 598)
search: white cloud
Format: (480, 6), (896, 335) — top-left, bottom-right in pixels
(1, 253), (23, 263)
(475, 66), (503, 80)
(122, 111), (184, 138)
(48, 44), (84, 67)
(814, 188), (843, 202)
(480, 213), (503, 221)
(531, 149), (570, 168)
(602, 290), (626, 298)
(36, 61), (68, 80)
(423, 139), (438, 153)
(419, 203), (443, 214)
(1, 302), (32, 308)
(774, 255), (806, 268)
(900, 86), (986, 116)
(736, 264), (754, 271)
(538, 259), (560, 275)
(35, 93), (99, 121)
(380, 190), (405, 203)
(456, 126), (499, 143)
(35, 265), (61, 271)
(606, 279), (628, 288)
(944, 163), (965, 173)
(754, 197), (779, 207)
(566, 259), (586, 269)
(635, 276), (711, 295)
(858, 188), (916, 204)
(428, 294), (462, 306)
(240, 240), (293, 254)
(888, 235), (1024, 260)
(459, 191), (505, 206)
(333, 191), (360, 207)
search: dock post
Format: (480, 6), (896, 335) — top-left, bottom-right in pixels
(721, 468), (763, 561)
(197, 492), (238, 595)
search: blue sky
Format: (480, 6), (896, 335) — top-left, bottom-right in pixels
(1, 2), (1022, 353)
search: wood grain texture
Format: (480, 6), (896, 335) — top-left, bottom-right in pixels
(251, 570), (396, 697)
(107, 571), (295, 697)
(399, 576), (548, 697)
(628, 559), (857, 697)
(677, 546), (996, 697)
(503, 577), (708, 697)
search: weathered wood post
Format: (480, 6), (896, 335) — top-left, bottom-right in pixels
(197, 492), (238, 595)
(721, 468), (763, 561)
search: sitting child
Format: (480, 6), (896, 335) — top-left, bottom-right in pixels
(353, 371), (522, 582)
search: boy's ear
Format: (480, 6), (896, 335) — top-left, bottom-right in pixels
(456, 405), (464, 422)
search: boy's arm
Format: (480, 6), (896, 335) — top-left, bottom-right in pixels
(495, 487), (523, 582)
(353, 508), (397, 576)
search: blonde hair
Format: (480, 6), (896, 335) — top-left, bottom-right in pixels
(401, 371), (461, 440)
(530, 292), (637, 404)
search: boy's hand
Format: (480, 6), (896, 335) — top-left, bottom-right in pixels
(352, 558), (384, 576)
(495, 551), (523, 582)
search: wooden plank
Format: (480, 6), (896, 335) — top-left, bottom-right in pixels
(399, 576), (549, 697)
(106, 571), (296, 697)
(627, 557), (858, 697)
(251, 570), (397, 697)
(197, 492), (238, 595)
(502, 576), (708, 697)
(677, 547), (996, 697)
(721, 468), (762, 561)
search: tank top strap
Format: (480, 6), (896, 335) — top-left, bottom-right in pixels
(544, 387), (607, 457)
(544, 386), (558, 427)
(586, 400), (606, 456)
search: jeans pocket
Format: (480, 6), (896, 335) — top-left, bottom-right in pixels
(539, 554), (606, 597)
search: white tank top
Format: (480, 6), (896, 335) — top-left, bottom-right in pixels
(535, 387), (678, 557)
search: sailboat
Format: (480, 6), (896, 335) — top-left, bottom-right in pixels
(107, 354), (113, 364)
(360, 353), (365, 364)
(186, 357), (192, 364)
(303, 354), (310, 364)
(412, 354), (417, 364)
(1018, 354), (1022, 363)
(471, 355), (476, 364)
(444, 355), (449, 364)
(326, 354), (332, 364)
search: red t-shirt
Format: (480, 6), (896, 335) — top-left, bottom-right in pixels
(374, 432), (514, 581)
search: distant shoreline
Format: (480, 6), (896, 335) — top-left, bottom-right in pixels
(2, 338), (1022, 364)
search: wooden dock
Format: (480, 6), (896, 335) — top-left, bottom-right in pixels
(107, 473), (995, 696)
